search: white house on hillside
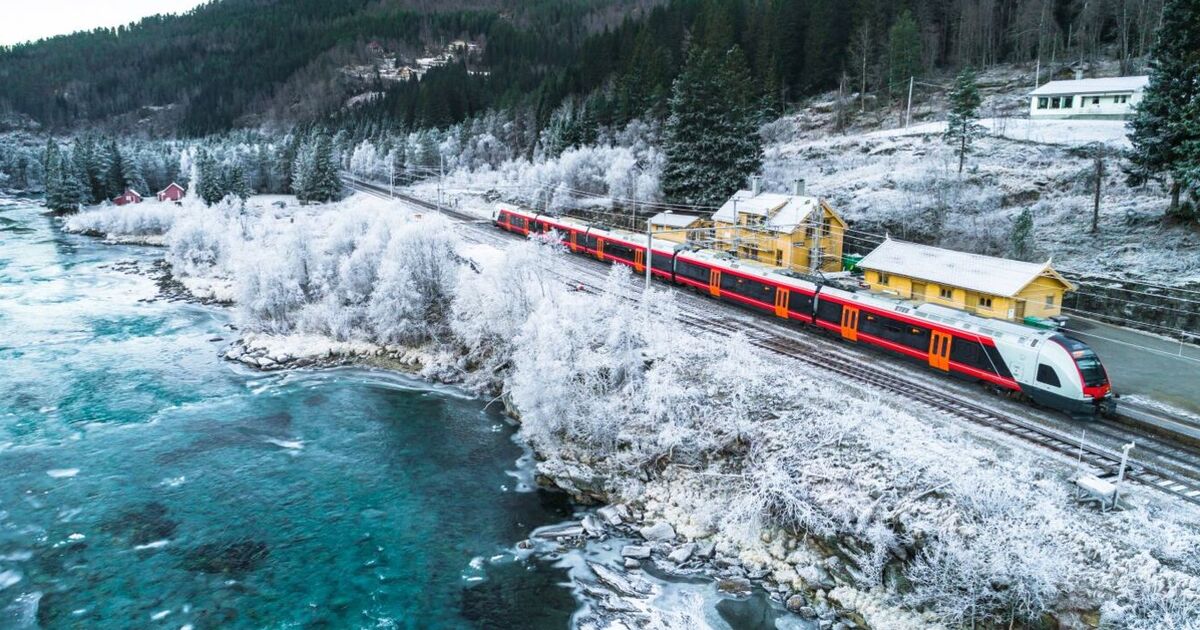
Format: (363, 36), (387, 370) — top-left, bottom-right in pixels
(1028, 75), (1149, 120)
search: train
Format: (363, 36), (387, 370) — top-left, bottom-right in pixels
(492, 205), (1117, 418)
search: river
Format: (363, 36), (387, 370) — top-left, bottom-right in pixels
(0, 197), (809, 629)
(0, 197), (582, 627)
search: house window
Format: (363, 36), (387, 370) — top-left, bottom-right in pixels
(1037, 97), (1048, 109)
(1114, 94), (1129, 104)
(1062, 96), (1073, 108)
(979, 297), (993, 309)
(1091, 96), (1100, 105)
(879, 273), (891, 285)
(1050, 97), (1061, 109)
(939, 288), (954, 300)
(1045, 294), (1055, 307)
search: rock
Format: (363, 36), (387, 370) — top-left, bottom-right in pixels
(535, 523), (585, 540)
(716, 576), (753, 598)
(668, 543), (696, 564)
(695, 541), (716, 559)
(832, 623), (849, 630)
(588, 561), (654, 597)
(624, 558), (641, 570)
(516, 539), (532, 550)
(799, 606), (818, 619)
(580, 514), (604, 537)
(785, 595), (806, 613)
(639, 521), (675, 542)
(621, 545), (652, 559)
(597, 505), (623, 526)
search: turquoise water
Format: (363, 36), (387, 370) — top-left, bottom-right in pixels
(0, 198), (578, 628)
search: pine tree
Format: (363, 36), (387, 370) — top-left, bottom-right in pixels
(1126, 0), (1200, 219)
(886, 10), (922, 99)
(944, 67), (984, 176)
(662, 46), (763, 206)
(226, 163), (252, 201)
(43, 141), (81, 213)
(196, 151), (225, 206)
(104, 140), (128, 199)
(1010, 208), (1035, 260)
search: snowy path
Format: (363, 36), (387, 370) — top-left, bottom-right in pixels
(866, 117), (1132, 148)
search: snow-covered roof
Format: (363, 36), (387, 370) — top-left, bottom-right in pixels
(856, 238), (1074, 297)
(1029, 76), (1148, 96)
(649, 212), (703, 228)
(713, 190), (822, 233)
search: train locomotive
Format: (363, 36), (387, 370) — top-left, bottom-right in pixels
(493, 205), (1116, 418)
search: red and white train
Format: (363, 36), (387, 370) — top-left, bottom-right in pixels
(493, 205), (1116, 418)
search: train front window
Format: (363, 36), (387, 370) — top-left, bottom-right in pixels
(1075, 353), (1107, 387)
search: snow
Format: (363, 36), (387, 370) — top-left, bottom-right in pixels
(711, 190), (821, 233)
(856, 237), (1064, 297)
(648, 212), (702, 228)
(74, 179), (1200, 627)
(1029, 76), (1149, 96)
(867, 117), (1133, 148)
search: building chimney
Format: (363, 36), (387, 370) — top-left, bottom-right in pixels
(793, 178), (806, 196)
(750, 175), (762, 196)
(1074, 68), (1084, 81)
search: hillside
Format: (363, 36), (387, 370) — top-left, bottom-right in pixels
(0, 0), (662, 135)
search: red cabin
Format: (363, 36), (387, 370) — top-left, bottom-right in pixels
(156, 182), (186, 202)
(113, 188), (143, 206)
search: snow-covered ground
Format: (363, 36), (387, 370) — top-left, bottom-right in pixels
(68, 192), (1200, 628)
(869, 117), (1132, 148)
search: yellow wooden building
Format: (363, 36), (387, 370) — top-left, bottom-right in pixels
(648, 212), (707, 244)
(856, 238), (1076, 321)
(711, 179), (846, 273)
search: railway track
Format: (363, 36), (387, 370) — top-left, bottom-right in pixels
(343, 176), (1200, 507)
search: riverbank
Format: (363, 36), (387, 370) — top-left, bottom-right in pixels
(58, 193), (1200, 629)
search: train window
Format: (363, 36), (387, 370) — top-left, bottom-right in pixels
(720, 274), (742, 293)
(652, 253), (674, 272)
(815, 300), (842, 324)
(676, 261), (709, 283)
(790, 293), (814, 314)
(1036, 364), (1061, 387)
(607, 243), (633, 261)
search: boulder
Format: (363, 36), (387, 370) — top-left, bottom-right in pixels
(695, 541), (717, 559)
(624, 558), (641, 570)
(597, 505), (623, 526)
(639, 521), (675, 542)
(621, 545), (652, 559)
(667, 543), (696, 565)
(535, 523), (584, 540)
(580, 514), (604, 537)
(717, 576), (753, 598)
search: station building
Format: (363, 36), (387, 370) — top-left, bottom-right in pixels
(648, 212), (707, 244)
(856, 238), (1075, 323)
(711, 178), (846, 273)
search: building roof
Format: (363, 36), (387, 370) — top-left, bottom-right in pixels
(649, 212), (703, 228)
(1029, 75), (1148, 96)
(856, 238), (1075, 297)
(713, 190), (823, 233)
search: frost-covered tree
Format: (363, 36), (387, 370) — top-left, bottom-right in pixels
(944, 67), (983, 176)
(661, 46), (763, 206)
(295, 132), (342, 203)
(43, 140), (83, 212)
(1126, 0), (1200, 219)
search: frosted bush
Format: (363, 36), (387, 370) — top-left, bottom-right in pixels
(64, 203), (181, 237)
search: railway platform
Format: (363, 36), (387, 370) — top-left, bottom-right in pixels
(1063, 315), (1200, 422)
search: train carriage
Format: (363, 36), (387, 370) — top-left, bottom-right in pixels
(492, 204), (1115, 418)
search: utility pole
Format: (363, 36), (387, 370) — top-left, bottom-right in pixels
(1092, 153), (1104, 234)
(644, 218), (653, 295)
(1115, 442), (1135, 506)
(905, 76), (914, 128)
(437, 154), (444, 214)
(388, 153), (395, 199)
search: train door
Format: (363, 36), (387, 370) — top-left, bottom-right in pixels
(633, 249), (645, 274)
(596, 238), (606, 261)
(708, 269), (721, 297)
(839, 306), (859, 341)
(929, 331), (952, 371)
(567, 231), (578, 252)
(774, 288), (790, 319)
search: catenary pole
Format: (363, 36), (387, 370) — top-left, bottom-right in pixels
(905, 76), (914, 128)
